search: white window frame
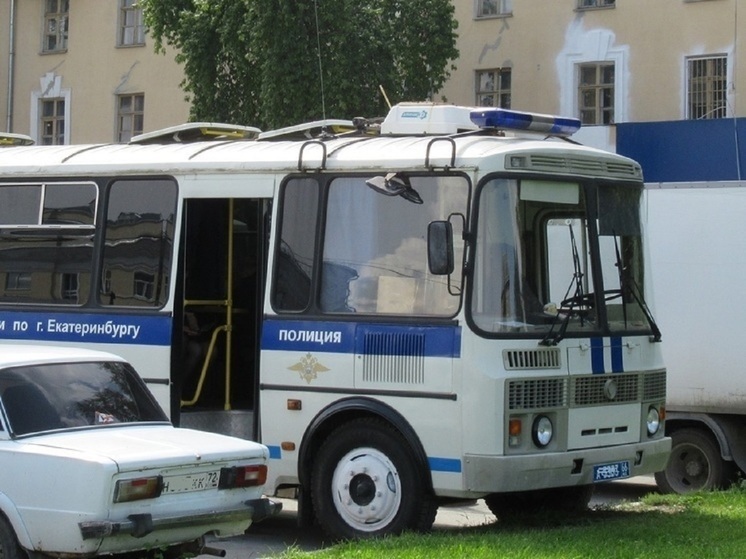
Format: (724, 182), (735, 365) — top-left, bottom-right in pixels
(558, 29), (628, 125)
(116, 93), (145, 143)
(30, 73), (71, 145)
(475, 68), (511, 108)
(475, 0), (512, 18)
(118, 0), (145, 47)
(577, 0), (615, 9)
(686, 55), (729, 119)
(42, 0), (69, 53)
(577, 62), (615, 125)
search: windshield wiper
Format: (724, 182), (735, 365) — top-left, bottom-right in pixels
(541, 222), (589, 346)
(613, 235), (662, 342)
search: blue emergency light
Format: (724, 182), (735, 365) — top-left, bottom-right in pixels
(470, 108), (581, 137)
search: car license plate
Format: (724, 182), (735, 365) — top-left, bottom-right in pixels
(162, 470), (220, 494)
(593, 460), (630, 482)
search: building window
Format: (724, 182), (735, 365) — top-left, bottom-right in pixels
(117, 94), (144, 143)
(61, 273), (79, 302)
(688, 56), (727, 119)
(577, 0), (615, 8)
(578, 63), (614, 124)
(5, 273), (31, 292)
(43, 0), (69, 52)
(476, 69), (511, 108)
(40, 99), (66, 145)
(476, 0), (512, 17)
(133, 272), (155, 301)
(118, 0), (145, 46)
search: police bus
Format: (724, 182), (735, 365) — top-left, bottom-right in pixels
(0, 104), (670, 538)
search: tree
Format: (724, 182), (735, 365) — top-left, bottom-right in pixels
(141, 0), (459, 129)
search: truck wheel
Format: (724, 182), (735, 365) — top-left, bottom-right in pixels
(655, 428), (726, 493)
(0, 516), (25, 559)
(310, 417), (437, 539)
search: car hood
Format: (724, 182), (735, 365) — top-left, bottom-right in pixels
(19, 425), (268, 472)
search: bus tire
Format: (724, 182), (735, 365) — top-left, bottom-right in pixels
(0, 515), (25, 559)
(310, 417), (437, 540)
(655, 427), (729, 493)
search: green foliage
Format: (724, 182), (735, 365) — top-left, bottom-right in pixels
(274, 489), (746, 559)
(140, 0), (458, 129)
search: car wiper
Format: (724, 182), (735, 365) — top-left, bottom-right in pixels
(613, 235), (662, 342)
(541, 222), (589, 346)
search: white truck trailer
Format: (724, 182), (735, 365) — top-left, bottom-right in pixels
(647, 181), (746, 492)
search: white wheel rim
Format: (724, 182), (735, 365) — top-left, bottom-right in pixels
(330, 446), (402, 532)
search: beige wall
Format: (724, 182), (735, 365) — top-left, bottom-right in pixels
(440, 0), (745, 122)
(1, 0), (190, 143)
(4, 0), (744, 142)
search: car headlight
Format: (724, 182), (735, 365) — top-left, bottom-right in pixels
(646, 406), (661, 436)
(532, 415), (553, 447)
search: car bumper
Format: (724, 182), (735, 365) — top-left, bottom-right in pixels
(79, 498), (282, 540)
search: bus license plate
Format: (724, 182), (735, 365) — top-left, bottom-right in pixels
(162, 470), (220, 494)
(593, 461), (630, 482)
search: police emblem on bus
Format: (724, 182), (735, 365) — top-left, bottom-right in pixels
(288, 353), (330, 384)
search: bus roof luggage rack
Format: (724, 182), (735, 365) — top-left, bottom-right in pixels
(130, 122), (261, 144)
(0, 132), (35, 147)
(258, 119), (357, 141)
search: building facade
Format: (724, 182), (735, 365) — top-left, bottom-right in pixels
(0, 0), (189, 144)
(442, 0), (743, 123)
(438, 0), (746, 181)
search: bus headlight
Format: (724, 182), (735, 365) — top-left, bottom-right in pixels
(646, 406), (661, 436)
(532, 415), (553, 447)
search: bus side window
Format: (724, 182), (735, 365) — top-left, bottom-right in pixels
(102, 179), (177, 308)
(271, 178), (319, 312)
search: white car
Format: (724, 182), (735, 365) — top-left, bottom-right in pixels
(0, 345), (279, 558)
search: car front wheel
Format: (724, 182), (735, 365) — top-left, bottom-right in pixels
(0, 515), (25, 559)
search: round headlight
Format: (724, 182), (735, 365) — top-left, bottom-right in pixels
(646, 406), (661, 436)
(532, 415), (553, 447)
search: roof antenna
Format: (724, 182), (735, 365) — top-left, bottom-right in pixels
(313, 0), (327, 122)
(379, 85), (392, 110)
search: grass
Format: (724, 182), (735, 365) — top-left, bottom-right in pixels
(274, 483), (746, 559)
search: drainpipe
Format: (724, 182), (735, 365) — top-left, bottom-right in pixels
(6, 0), (16, 132)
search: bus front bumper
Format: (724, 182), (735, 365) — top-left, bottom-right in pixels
(463, 437), (671, 493)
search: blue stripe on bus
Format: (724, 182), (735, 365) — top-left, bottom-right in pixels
(611, 336), (623, 373)
(591, 337), (605, 373)
(0, 311), (172, 346)
(267, 445), (460, 474)
(261, 319), (461, 358)
(428, 457), (462, 473)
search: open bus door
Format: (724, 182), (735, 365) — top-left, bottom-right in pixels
(173, 198), (267, 440)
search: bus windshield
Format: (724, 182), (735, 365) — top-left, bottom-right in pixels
(469, 177), (655, 339)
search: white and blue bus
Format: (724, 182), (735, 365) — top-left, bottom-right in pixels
(0, 104), (669, 538)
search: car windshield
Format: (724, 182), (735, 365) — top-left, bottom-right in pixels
(0, 360), (168, 436)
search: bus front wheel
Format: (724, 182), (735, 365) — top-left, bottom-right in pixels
(310, 417), (437, 539)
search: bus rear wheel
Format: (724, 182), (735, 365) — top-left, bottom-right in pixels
(310, 417), (437, 540)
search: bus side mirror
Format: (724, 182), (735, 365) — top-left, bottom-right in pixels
(428, 221), (454, 275)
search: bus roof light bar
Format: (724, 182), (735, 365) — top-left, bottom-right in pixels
(470, 108), (581, 137)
